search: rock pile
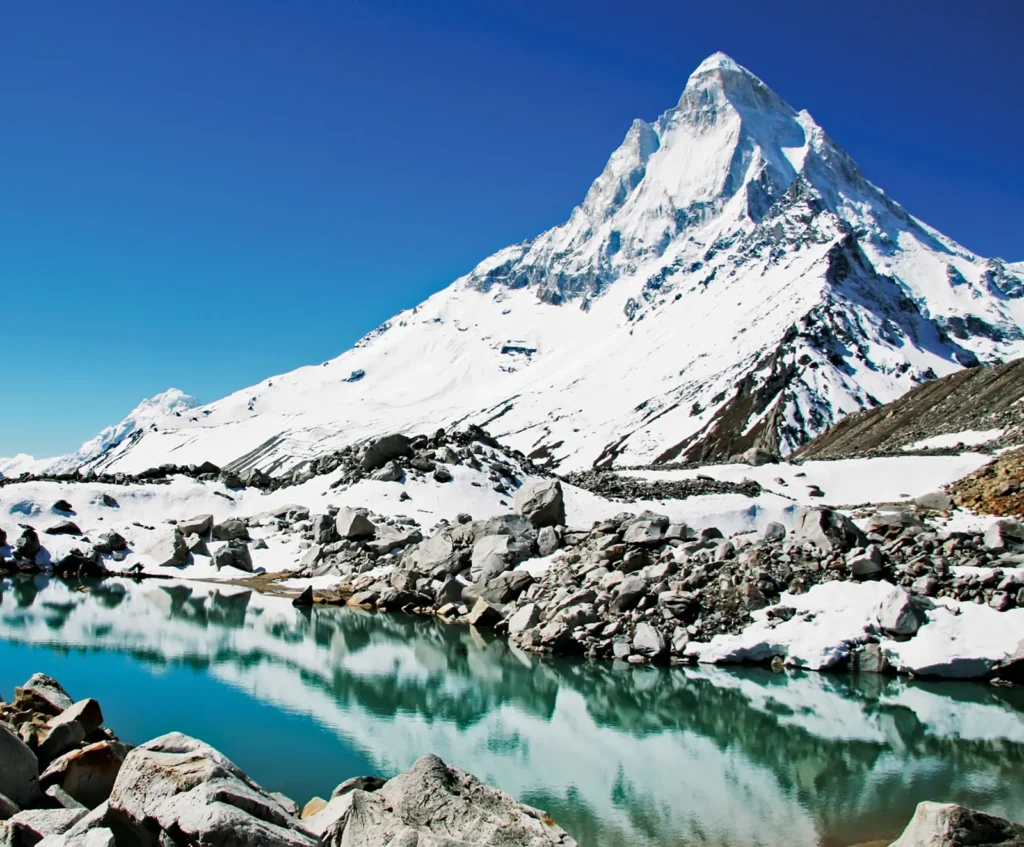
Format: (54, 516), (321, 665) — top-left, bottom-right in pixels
(0, 674), (578, 846)
(299, 498), (1024, 669)
(560, 470), (762, 502)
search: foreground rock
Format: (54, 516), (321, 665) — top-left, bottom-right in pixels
(889, 801), (1024, 847)
(323, 753), (575, 846)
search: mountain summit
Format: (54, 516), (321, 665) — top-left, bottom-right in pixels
(13, 53), (1024, 477)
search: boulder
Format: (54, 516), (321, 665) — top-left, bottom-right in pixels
(794, 508), (866, 554)
(763, 522), (787, 542)
(320, 754), (576, 846)
(507, 603), (541, 635)
(0, 794), (18, 822)
(15, 527), (41, 559)
(106, 733), (316, 846)
(877, 590), (929, 637)
(480, 570), (533, 604)
(466, 598), (503, 628)
(609, 577), (646, 613)
(632, 623), (667, 659)
(177, 514), (214, 537)
(514, 479), (565, 528)
(335, 508), (376, 540)
(470, 535), (516, 584)
(848, 544), (885, 579)
(49, 699), (104, 739)
(361, 434), (412, 471)
(98, 531), (127, 553)
(433, 465), (453, 483)
(99, 493), (119, 508)
(39, 741), (128, 810)
(52, 500), (74, 513)
(889, 802), (1024, 847)
(46, 520), (82, 536)
(0, 723), (41, 808)
(1, 808), (86, 843)
(147, 530), (188, 568)
(366, 527), (423, 555)
(310, 513), (337, 545)
(622, 520), (665, 546)
(211, 518), (250, 542)
(915, 491), (953, 511)
(742, 447), (779, 466)
(292, 586), (314, 607)
(984, 519), (1024, 554)
(404, 534), (460, 578)
(212, 540), (253, 572)
(38, 720), (87, 766)
(14, 674), (74, 716)
(371, 461), (404, 482)
(536, 526), (561, 557)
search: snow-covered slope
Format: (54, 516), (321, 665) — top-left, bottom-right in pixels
(17, 53), (1024, 477)
(0, 389), (197, 477)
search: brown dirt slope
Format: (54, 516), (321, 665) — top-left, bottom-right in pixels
(794, 358), (1024, 459)
(948, 447), (1024, 518)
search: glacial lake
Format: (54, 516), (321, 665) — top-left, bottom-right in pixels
(1, 575), (1023, 847)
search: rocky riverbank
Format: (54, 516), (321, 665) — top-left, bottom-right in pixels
(0, 674), (577, 846)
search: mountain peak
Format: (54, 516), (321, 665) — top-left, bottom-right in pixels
(689, 51), (745, 77)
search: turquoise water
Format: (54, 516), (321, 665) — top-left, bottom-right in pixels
(2, 574), (1023, 847)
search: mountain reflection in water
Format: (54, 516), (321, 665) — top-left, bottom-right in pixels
(1, 575), (1023, 847)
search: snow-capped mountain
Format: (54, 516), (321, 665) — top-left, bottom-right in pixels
(0, 388), (197, 477)
(14, 53), (1024, 477)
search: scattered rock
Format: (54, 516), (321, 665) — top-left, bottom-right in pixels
(514, 479), (566, 528)
(46, 520), (82, 536)
(177, 514), (214, 536)
(335, 507), (376, 540)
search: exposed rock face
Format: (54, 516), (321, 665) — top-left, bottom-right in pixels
(321, 754), (576, 847)
(106, 732), (317, 847)
(888, 801), (1024, 847)
(514, 480), (566, 528)
(0, 723), (41, 808)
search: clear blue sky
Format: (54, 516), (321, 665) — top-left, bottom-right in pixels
(2, 0), (1022, 457)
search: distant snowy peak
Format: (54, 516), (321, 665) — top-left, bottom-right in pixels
(0, 388), (197, 477)
(10, 53), (1024, 478)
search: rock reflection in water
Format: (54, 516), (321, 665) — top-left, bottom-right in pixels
(1, 574), (1023, 847)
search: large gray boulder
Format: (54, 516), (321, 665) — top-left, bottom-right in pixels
(0, 723), (41, 808)
(888, 801), (1024, 847)
(470, 536), (516, 584)
(361, 434), (412, 471)
(39, 740), (128, 810)
(632, 623), (667, 659)
(335, 508), (376, 540)
(211, 518), (250, 542)
(793, 508), (866, 554)
(14, 675), (74, 716)
(984, 519), (1024, 554)
(321, 754), (576, 846)
(146, 530), (188, 568)
(15, 527), (41, 559)
(742, 447), (778, 466)
(106, 733), (316, 846)
(514, 479), (565, 529)
(404, 534), (460, 578)
(177, 514), (214, 536)
(1, 807), (86, 843)
(878, 590), (930, 637)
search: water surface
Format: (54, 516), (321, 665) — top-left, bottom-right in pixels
(1, 574), (1022, 847)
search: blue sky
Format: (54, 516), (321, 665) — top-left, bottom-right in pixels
(2, 0), (1022, 457)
